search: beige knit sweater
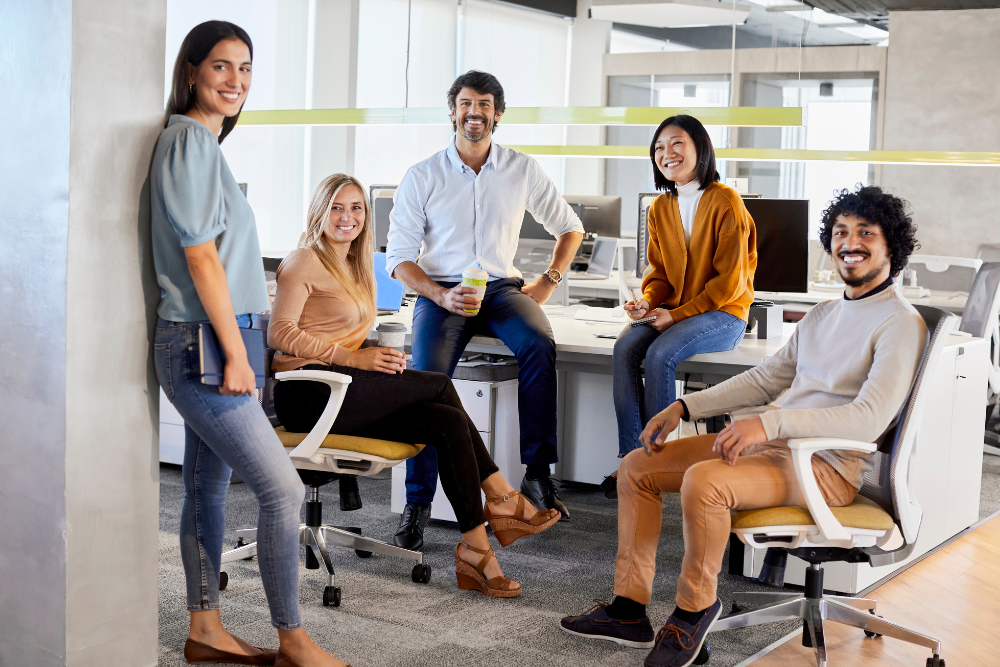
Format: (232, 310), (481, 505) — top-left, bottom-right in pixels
(682, 287), (928, 489)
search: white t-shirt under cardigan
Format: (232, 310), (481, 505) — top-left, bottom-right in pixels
(682, 285), (927, 489)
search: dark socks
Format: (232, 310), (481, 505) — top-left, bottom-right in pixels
(525, 464), (550, 481)
(671, 605), (709, 625)
(606, 596), (647, 621)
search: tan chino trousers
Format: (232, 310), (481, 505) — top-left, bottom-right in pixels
(613, 434), (857, 612)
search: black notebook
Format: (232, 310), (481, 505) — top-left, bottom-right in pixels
(198, 324), (266, 388)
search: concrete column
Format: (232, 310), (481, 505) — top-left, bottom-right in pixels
(0, 1), (165, 665)
(564, 0), (611, 198)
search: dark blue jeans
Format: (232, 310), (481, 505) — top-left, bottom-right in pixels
(613, 310), (746, 457)
(406, 277), (557, 504)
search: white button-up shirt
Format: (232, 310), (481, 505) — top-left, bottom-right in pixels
(385, 138), (584, 282)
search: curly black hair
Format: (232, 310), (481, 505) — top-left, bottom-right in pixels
(818, 184), (919, 277)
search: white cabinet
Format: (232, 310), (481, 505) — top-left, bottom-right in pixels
(741, 336), (989, 594)
(159, 388), (185, 465)
(390, 378), (520, 523)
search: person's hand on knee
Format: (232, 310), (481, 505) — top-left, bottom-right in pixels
(649, 308), (675, 332)
(713, 417), (768, 465)
(639, 401), (684, 455)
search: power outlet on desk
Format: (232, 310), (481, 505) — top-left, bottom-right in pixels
(748, 303), (783, 339)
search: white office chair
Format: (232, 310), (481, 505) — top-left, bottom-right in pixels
(957, 263), (1000, 455)
(906, 255), (983, 293)
(220, 317), (431, 608)
(701, 306), (955, 667)
(977, 243), (1000, 263)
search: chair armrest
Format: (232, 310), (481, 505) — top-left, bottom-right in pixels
(274, 370), (353, 464)
(786, 437), (878, 547)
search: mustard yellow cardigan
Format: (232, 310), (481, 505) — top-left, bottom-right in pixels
(640, 181), (757, 323)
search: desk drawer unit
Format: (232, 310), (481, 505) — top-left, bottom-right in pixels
(390, 379), (520, 523)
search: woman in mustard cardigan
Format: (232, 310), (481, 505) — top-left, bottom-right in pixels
(607, 115), (757, 491)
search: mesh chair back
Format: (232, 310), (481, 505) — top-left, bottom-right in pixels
(959, 263), (1000, 338)
(253, 314), (279, 426)
(859, 306), (956, 544)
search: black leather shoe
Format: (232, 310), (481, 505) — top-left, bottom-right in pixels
(600, 474), (618, 500)
(339, 474), (363, 512)
(520, 474), (570, 521)
(393, 502), (430, 550)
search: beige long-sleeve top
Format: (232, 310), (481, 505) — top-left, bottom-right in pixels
(682, 286), (928, 489)
(268, 247), (373, 373)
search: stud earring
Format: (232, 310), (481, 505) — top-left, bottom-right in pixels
(189, 83), (194, 94)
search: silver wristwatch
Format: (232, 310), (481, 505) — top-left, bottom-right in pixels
(543, 268), (563, 284)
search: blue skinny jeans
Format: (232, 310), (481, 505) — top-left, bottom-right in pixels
(613, 310), (746, 457)
(154, 316), (305, 630)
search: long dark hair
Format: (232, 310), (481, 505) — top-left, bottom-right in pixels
(649, 114), (720, 194)
(165, 21), (253, 144)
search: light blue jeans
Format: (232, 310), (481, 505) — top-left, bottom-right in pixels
(155, 316), (305, 630)
(613, 310), (746, 457)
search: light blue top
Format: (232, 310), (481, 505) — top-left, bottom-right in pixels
(150, 115), (269, 321)
(385, 138), (584, 282)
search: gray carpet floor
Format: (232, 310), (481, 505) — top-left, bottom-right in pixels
(158, 452), (1000, 667)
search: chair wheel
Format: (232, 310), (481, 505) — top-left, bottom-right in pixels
(355, 549), (372, 558)
(411, 563), (432, 584)
(323, 586), (341, 607)
(864, 610), (883, 638)
(219, 571), (228, 591)
(694, 643), (711, 665)
(926, 656), (945, 667)
(730, 602), (745, 615)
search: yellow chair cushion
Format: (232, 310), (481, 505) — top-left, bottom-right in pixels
(274, 427), (424, 461)
(731, 495), (894, 532)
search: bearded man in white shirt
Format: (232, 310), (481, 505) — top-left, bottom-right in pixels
(385, 70), (584, 549)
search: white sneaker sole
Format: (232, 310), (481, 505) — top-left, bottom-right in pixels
(560, 624), (655, 649)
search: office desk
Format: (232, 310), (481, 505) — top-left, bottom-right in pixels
(758, 287), (969, 314)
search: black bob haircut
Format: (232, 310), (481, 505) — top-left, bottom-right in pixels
(166, 20), (253, 144)
(819, 184), (920, 277)
(650, 115), (720, 194)
(447, 70), (506, 132)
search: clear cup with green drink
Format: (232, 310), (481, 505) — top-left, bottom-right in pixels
(462, 268), (488, 315)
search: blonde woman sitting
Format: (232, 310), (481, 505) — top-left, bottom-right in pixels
(269, 173), (559, 597)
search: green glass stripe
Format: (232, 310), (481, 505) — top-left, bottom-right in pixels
(506, 146), (1000, 166)
(237, 106), (802, 127)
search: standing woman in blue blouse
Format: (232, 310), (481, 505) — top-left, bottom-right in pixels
(151, 21), (347, 667)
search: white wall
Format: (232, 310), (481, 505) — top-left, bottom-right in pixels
(880, 9), (1000, 258)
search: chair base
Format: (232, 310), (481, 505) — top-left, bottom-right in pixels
(709, 565), (942, 667)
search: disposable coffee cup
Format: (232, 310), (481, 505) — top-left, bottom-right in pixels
(462, 268), (488, 315)
(376, 322), (407, 353)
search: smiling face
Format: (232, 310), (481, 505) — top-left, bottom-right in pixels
(450, 87), (501, 143)
(188, 38), (251, 123)
(653, 125), (699, 187)
(830, 213), (891, 292)
(322, 184), (366, 253)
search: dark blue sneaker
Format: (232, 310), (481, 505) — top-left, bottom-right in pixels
(643, 599), (722, 667)
(560, 600), (655, 649)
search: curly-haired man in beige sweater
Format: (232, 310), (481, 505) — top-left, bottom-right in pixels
(562, 185), (925, 667)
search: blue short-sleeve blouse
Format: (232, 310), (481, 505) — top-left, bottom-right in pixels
(150, 115), (270, 322)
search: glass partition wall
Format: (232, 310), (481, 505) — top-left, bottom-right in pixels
(737, 73), (879, 230)
(606, 74), (731, 236)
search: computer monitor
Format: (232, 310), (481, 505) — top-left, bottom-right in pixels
(369, 185), (397, 253)
(564, 195), (622, 238)
(587, 237), (617, 278)
(743, 198), (810, 293)
(520, 202), (586, 240)
(374, 252), (405, 312)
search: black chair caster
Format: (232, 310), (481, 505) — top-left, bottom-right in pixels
(864, 610), (883, 638)
(694, 643), (711, 665)
(323, 585), (342, 607)
(730, 602), (745, 615)
(236, 537), (255, 560)
(926, 656), (945, 667)
(219, 571), (229, 591)
(411, 563), (432, 584)
(355, 549), (372, 558)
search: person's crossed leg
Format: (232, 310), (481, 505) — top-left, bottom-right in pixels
(562, 434), (855, 667)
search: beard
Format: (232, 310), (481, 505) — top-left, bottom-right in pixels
(457, 115), (493, 143)
(838, 254), (889, 287)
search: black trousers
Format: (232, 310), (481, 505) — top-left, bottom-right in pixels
(273, 364), (499, 533)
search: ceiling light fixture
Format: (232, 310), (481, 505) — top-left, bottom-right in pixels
(589, 0), (752, 29)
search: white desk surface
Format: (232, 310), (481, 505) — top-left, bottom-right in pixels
(378, 302), (976, 369)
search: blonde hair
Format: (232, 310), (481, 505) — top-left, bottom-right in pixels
(300, 174), (376, 321)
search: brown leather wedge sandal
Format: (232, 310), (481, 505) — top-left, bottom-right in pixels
(454, 542), (521, 598)
(484, 491), (561, 548)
